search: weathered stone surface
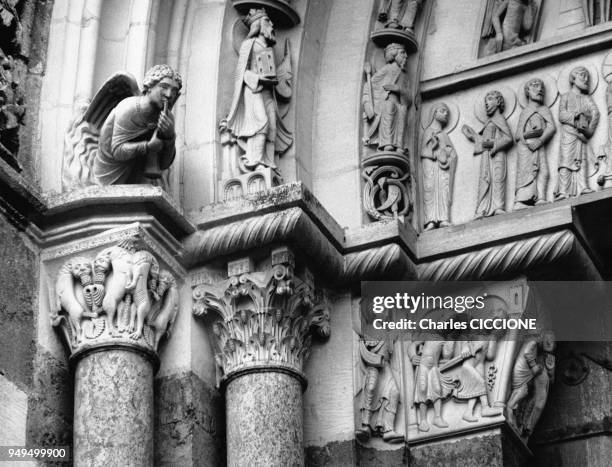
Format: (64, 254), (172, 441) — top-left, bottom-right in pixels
(25, 347), (72, 451)
(530, 341), (612, 465)
(357, 443), (406, 467)
(226, 371), (303, 466)
(155, 371), (225, 467)
(0, 216), (36, 387)
(0, 375), (28, 445)
(305, 440), (356, 466)
(409, 429), (529, 467)
(73, 348), (153, 466)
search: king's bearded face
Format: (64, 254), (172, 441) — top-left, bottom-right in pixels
(260, 17), (276, 45)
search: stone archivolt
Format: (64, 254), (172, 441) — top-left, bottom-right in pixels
(51, 233), (179, 356)
(192, 247), (330, 386)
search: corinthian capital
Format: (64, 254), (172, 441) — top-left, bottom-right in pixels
(192, 247), (330, 386)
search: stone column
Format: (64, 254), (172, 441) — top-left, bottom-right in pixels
(72, 344), (156, 466)
(51, 234), (180, 467)
(193, 247), (330, 467)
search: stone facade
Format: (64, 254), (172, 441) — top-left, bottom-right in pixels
(0, 1), (610, 466)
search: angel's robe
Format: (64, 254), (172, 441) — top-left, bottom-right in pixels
(94, 96), (175, 185)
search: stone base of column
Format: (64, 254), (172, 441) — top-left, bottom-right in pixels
(73, 345), (155, 466)
(408, 426), (531, 467)
(226, 370), (304, 467)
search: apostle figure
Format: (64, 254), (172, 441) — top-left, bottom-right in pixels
(355, 339), (403, 443)
(507, 331), (555, 437)
(555, 66), (599, 199)
(363, 43), (410, 154)
(463, 90), (513, 218)
(94, 65), (182, 185)
(223, 8), (293, 171)
(514, 78), (556, 209)
(378, 0), (424, 30)
(421, 103), (457, 230)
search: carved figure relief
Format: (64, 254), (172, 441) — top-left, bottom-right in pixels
(219, 7), (292, 197)
(51, 236), (179, 354)
(377, 0), (424, 32)
(463, 89), (515, 218)
(355, 339), (403, 443)
(408, 339), (454, 431)
(582, 0), (612, 26)
(481, 0), (542, 57)
(420, 103), (458, 230)
(444, 335), (504, 423)
(507, 330), (556, 438)
(597, 54), (612, 188)
(363, 43), (410, 155)
(555, 66), (600, 200)
(514, 77), (557, 209)
(62, 65), (182, 190)
(361, 42), (413, 222)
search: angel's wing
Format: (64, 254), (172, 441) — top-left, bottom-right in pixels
(62, 72), (139, 190)
(83, 72), (140, 128)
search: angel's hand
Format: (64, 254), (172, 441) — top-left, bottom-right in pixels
(147, 132), (164, 153)
(157, 111), (175, 139)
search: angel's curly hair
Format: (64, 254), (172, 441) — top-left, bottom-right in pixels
(142, 65), (183, 94)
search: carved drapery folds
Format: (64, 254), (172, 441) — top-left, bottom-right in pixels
(420, 103), (458, 230)
(362, 30), (415, 222)
(50, 234), (180, 356)
(192, 247), (330, 385)
(555, 65), (600, 199)
(219, 5), (295, 201)
(479, 0), (543, 57)
(514, 76), (557, 209)
(462, 87), (516, 218)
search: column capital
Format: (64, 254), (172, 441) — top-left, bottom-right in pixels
(51, 231), (180, 364)
(192, 246), (330, 386)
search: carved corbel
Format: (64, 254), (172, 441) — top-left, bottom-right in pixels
(192, 246), (330, 386)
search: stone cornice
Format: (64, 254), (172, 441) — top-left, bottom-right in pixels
(1, 164), (609, 282)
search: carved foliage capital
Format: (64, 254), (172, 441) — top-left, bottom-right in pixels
(192, 247), (330, 384)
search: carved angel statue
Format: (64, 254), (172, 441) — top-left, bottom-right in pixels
(481, 0), (541, 56)
(62, 65), (182, 190)
(220, 8), (293, 174)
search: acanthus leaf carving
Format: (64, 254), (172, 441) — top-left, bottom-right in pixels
(192, 247), (330, 386)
